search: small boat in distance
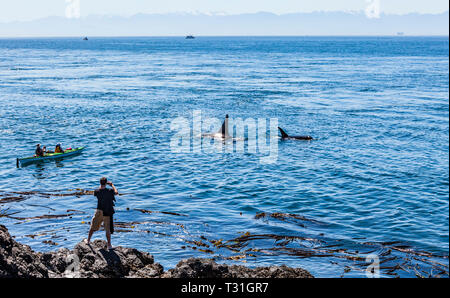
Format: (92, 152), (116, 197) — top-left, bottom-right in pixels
(83, 37), (88, 41)
(17, 147), (85, 167)
(185, 35), (195, 39)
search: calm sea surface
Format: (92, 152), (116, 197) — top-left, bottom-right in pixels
(0, 37), (448, 277)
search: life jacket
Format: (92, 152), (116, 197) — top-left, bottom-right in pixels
(55, 145), (63, 153)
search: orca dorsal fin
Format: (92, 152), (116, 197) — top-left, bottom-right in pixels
(218, 114), (230, 138)
(278, 127), (289, 138)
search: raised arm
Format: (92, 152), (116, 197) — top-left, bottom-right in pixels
(107, 181), (119, 195)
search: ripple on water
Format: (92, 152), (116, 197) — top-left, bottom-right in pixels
(0, 37), (448, 277)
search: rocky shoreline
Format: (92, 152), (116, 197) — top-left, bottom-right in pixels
(0, 225), (313, 278)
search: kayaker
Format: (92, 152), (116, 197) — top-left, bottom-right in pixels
(35, 144), (44, 157)
(86, 177), (118, 250)
(55, 143), (64, 153)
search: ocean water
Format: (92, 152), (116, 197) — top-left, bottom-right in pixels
(0, 37), (448, 278)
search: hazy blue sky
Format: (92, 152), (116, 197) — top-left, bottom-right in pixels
(0, 0), (448, 22)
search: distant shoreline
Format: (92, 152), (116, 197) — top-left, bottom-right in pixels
(1, 11), (447, 37)
(0, 35), (449, 39)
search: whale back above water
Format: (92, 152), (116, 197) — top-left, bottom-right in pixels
(202, 114), (231, 139)
(278, 127), (313, 141)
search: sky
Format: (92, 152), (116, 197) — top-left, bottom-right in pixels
(0, 0), (448, 22)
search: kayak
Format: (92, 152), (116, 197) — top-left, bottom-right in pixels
(17, 147), (85, 167)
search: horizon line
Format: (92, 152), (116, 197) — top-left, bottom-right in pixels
(1, 35), (449, 39)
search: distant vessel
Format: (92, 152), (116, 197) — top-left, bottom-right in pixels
(185, 35), (195, 39)
(83, 37), (88, 41)
(397, 32), (405, 36)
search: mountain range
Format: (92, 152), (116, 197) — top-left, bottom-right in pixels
(0, 11), (448, 37)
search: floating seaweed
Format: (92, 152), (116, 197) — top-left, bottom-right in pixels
(25, 203), (57, 211)
(198, 249), (214, 254)
(6, 212), (75, 221)
(114, 229), (134, 233)
(147, 220), (186, 230)
(0, 208), (20, 218)
(39, 190), (94, 197)
(225, 254), (247, 261)
(0, 189), (126, 200)
(184, 240), (210, 248)
(25, 233), (48, 239)
(135, 208), (187, 217)
(66, 209), (85, 214)
(114, 221), (140, 229)
(194, 230), (449, 278)
(255, 212), (326, 226)
(42, 240), (58, 246)
(1, 194), (448, 278)
(0, 196), (26, 204)
(114, 219), (186, 232)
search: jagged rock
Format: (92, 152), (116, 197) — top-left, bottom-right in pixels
(1, 225), (161, 278)
(132, 264), (165, 278)
(162, 258), (314, 278)
(162, 258), (231, 278)
(0, 224), (49, 278)
(1, 225), (313, 278)
(39, 248), (72, 276)
(228, 264), (314, 278)
(57, 239), (158, 278)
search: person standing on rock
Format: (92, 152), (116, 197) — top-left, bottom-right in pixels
(86, 177), (118, 250)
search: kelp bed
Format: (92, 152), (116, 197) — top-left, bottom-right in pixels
(1, 189), (448, 278)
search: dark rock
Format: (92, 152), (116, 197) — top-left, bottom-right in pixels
(39, 248), (72, 275)
(228, 263), (314, 278)
(1, 225), (161, 278)
(55, 239), (158, 278)
(0, 225), (49, 278)
(162, 258), (231, 278)
(132, 263), (164, 278)
(1, 225), (313, 278)
(162, 258), (314, 278)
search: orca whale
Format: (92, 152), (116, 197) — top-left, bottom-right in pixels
(201, 114), (231, 140)
(278, 127), (313, 141)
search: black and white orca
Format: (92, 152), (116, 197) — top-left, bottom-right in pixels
(201, 114), (232, 140)
(278, 127), (313, 141)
